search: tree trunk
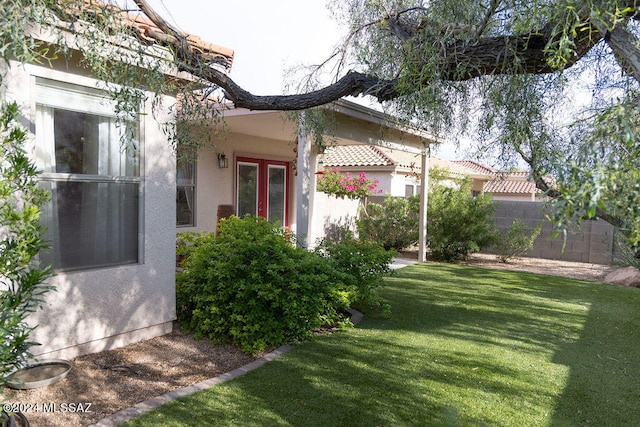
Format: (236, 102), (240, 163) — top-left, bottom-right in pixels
(605, 26), (640, 83)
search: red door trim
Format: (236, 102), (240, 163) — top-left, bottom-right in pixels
(236, 157), (290, 227)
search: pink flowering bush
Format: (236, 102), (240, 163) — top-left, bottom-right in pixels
(317, 168), (380, 199)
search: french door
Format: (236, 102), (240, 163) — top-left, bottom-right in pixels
(236, 157), (289, 227)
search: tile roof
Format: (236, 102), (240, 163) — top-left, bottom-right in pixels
(321, 145), (395, 167)
(125, 12), (234, 70)
(484, 178), (539, 194)
(321, 145), (480, 176)
(450, 161), (542, 194)
(429, 157), (478, 176)
(451, 160), (497, 175)
(72, 1), (234, 70)
(378, 147), (423, 168)
(504, 171), (531, 177)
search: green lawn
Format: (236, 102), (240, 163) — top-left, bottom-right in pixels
(126, 263), (640, 426)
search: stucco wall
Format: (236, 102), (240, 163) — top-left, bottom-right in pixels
(489, 200), (615, 265)
(4, 61), (176, 359)
(309, 193), (362, 246)
(347, 170), (407, 198)
(491, 193), (536, 202)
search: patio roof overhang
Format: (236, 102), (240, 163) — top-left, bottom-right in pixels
(220, 99), (438, 150)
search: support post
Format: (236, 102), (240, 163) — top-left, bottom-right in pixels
(418, 143), (430, 262)
(296, 117), (313, 248)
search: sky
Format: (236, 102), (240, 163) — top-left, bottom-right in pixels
(142, 0), (342, 94)
(133, 0), (461, 159)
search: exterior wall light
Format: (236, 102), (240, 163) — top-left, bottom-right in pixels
(217, 153), (228, 169)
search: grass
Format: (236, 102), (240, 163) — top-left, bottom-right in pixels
(125, 262), (640, 426)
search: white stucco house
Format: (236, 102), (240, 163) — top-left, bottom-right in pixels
(1, 8), (234, 359)
(2, 4), (436, 360)
(319, 145), (476, 198)
(452, 160), (544, 201)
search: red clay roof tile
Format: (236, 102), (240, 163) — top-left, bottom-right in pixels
(484, 179), (539, 194)
(451, 160), (497, 175)
(74, 0), (233, 69)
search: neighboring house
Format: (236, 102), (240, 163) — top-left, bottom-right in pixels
(1, 8), (233, 359)
(482, 174), (542, 201)
(319, 146), (543, 202)
(452, 160), (543, 201)
(319, 145), (479, 199)
(176, 100), (436, 249)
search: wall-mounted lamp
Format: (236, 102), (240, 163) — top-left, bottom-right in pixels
(217, 153), (228, 169)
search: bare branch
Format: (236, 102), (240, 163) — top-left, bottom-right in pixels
(133, 0), (192, 62)
(132, 0), (186, 41)
(474, 0), (502, 38)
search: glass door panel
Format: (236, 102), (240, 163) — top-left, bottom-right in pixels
(237, 162), (259, 217)
(267, 165), (286, 226)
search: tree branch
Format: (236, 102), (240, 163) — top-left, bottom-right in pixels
(190, 65), (399, 110)
(604, 25), (640, 83)
(130, 0), (620, 111)
(519, 134), (628, 231)
(473, 0), (502, 38)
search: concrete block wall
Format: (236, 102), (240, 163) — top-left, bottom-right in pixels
(488, 201), (615, 265)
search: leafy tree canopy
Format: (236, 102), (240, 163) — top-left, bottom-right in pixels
(2, 0), (640, 247)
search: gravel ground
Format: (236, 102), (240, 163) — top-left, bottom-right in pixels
(460, 252), (615, 282)
(6, 327), (263, 427)
(5, 255), (616, 427)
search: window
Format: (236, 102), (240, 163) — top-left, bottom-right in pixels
(35, 78), (142, 271)
(405, 184), (415, 197)
(405, 181), (421, 197)
(176, 149), (196, 227)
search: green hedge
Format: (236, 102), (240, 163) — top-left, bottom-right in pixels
(357, 195), (420, 251)
(357, 173), (498, 261)
(177, 216), (392, 353)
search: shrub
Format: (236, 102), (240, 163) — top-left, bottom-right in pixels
(317, 168), (380, 199)
(356, 195), (420, 250)
(355, 173), (498, 260)
(0, 102), (54, 391)
(493, 219), (543, 263)
(315, 232), (395, 310)
(176, 231), (214, 266)
(613, 233), (640, 268)
(428, 177), (498, 261)
(177, 216), (349, 353)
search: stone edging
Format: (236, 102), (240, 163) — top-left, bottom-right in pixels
(89, 344), (292, 426)
(89, 308), (364, 426)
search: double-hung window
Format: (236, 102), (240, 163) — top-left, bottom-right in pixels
(35, 78), (142, 271)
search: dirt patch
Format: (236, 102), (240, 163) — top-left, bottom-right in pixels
(460, 253), (616, 282)
(6, 327), (263, 427)
(5, 255), (617, 426)
(398, 250), (615, 282)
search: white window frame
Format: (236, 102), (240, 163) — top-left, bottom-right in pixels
(404, 176), (421, 197)
(34, 76), (144, 271)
